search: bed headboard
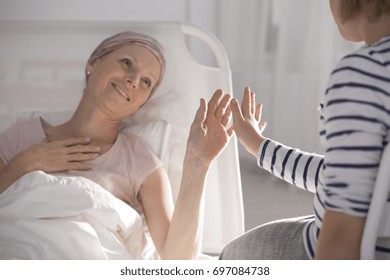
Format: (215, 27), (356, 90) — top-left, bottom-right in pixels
(0, 21), (244, 254)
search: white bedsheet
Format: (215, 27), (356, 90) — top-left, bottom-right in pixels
(0, 171), (157, 260)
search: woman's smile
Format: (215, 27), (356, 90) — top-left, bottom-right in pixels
(111, 82), (130, 102)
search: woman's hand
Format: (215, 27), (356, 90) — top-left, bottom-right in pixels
(12, 137), (101, 173)
(186, 89), (233, 167)
(230, 86), (267, 157)
(156, 89), (233, 259)
(0, 137), (101, 194)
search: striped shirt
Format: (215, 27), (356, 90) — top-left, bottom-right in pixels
(258, 36), (390, 259)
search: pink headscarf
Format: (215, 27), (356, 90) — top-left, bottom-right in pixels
(86, 31), (166, 94)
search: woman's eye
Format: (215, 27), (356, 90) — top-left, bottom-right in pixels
(143, 79), (152, 88)
(121, 58), (132, 68)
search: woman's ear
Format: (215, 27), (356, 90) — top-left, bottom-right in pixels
(86, 60), (100, 81)
(86, 62), (96, 77)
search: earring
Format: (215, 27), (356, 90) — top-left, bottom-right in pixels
(87, 70), (91, 76)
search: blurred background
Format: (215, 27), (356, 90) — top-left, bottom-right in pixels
(0, 0), (360, 231)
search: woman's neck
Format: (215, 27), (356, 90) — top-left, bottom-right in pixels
(42, 106), (121, 146)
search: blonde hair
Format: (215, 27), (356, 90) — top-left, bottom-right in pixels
(339, 0), (390, 21)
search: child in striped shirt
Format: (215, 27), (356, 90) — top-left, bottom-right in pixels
(220, 0), (390, 259)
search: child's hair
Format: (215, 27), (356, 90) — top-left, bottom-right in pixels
(339, 0), (390, 21)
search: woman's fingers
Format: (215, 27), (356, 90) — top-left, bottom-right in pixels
(52, 137), (100, 154)
(207, 89), (224, 118)
(66, 144), (101, 155)
(50, 137), (101, 167)
(221, 104), (232, 127)
(215, 93), (231, 120)
(193, 98), (207, 129)
(203, 89), (232, 127)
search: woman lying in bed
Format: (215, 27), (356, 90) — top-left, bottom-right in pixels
(0, 31), (232, 259)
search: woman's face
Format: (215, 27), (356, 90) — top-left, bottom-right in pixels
(329, 0), (364, 42)
(86, 44), (161, 117)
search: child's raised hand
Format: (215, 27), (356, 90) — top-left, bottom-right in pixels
(230, 86), (267, 157)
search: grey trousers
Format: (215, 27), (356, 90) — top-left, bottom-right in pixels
(219, 215), (313, 260)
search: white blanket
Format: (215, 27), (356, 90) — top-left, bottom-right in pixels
(0, 171), (157, 260)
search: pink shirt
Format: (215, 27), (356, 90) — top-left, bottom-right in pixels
(0, 118), (163, 214)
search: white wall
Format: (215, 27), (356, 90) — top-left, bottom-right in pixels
(0, 0), (217, 32)
(0, 0), (221, 93)
(0, 0), (186, 21)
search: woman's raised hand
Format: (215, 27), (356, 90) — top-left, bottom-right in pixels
(186, 89), (233, 167)
(230, 86), (267, 157)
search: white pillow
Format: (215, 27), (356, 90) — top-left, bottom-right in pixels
(14, 111), (171, 166)
(0, 114), (14, 134)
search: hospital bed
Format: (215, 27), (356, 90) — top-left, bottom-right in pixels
(0, 21), (244, 259)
